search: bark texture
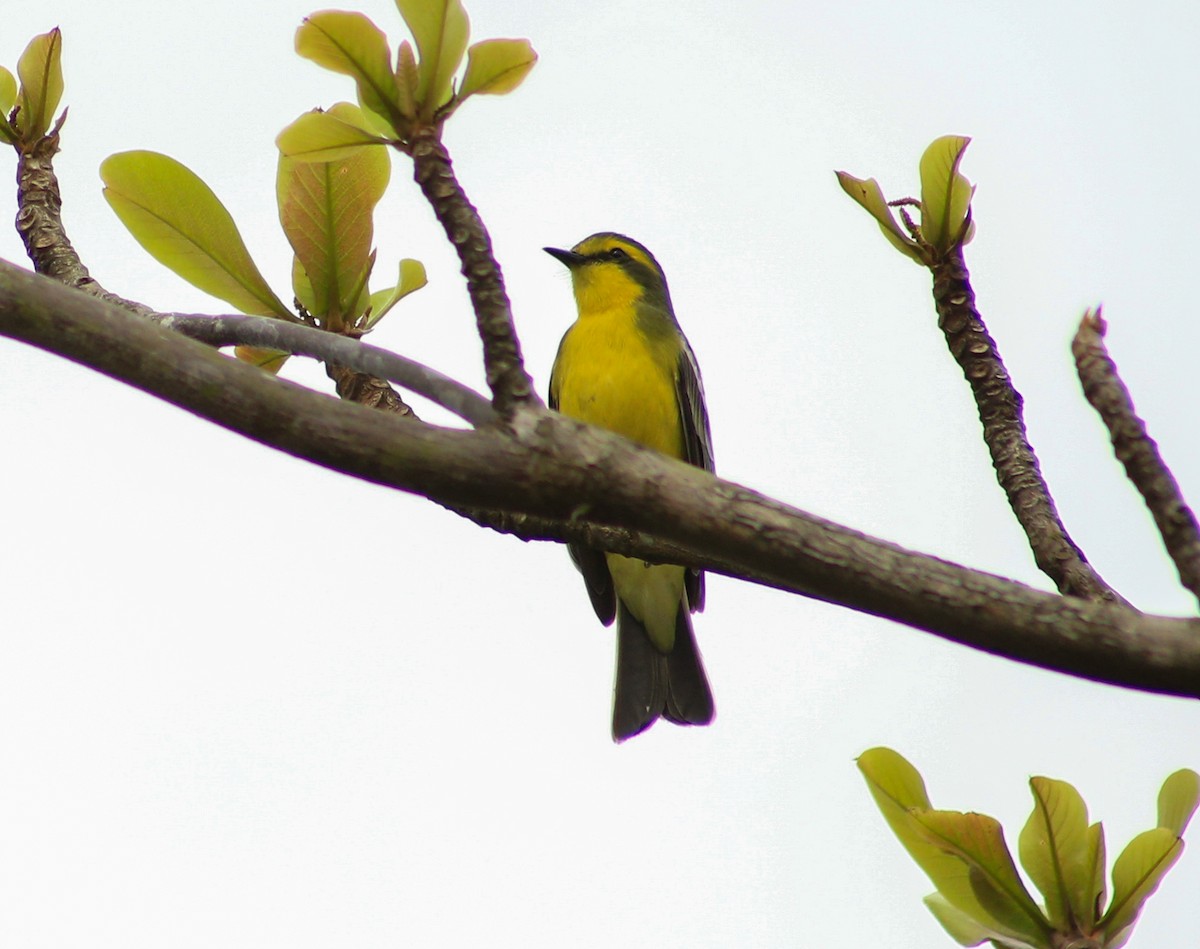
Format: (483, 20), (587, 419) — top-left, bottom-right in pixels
(409, 126), (536, 416)
(1074, 309), (1200, 608)
(931, 245), (1121, 603)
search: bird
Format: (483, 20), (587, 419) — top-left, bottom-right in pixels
(545, 232), (715, 742)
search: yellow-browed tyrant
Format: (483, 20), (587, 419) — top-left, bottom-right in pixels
(546, 233), (715, 741)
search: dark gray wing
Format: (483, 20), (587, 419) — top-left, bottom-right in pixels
(676, 335), (713, 612)
(677, 336), (714, 473)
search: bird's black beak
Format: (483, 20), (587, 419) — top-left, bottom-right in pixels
(544, 246), (586, 268)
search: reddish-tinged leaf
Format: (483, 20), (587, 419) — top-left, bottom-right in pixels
(277, 103), (390, 327)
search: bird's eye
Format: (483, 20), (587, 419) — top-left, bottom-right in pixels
(608, 247), (628, 261)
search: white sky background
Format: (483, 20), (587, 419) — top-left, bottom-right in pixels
(2, 0), (1199, 945)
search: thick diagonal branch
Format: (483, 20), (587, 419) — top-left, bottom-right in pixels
(931, 246), (1123, 604)
(408, 126), (537, 416)
(1073, 309), (1200, 609)
(5, 263), (1200, 699)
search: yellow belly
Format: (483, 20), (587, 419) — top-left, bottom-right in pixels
(605, 554), (685, 652)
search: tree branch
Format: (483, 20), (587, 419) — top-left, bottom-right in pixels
(1073, 308), (1200, 609)
(14, 119), (157, 318)
(407, 126), (537, 416)
(5, 260), (1200, 700)
(157, 312), (494, 426)
(931, 245), (1124, 604)
(11, 123), (490, 425)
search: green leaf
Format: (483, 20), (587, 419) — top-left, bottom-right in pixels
(1097, 768), (1197, 947)
(291, 254), (317, 315)
(364, 257), (426, 330)
(912, 810), (1051, 947)
(277, 102), (390, 328)
(858, 746), (933, 809)
(1100, 826), (1183, 945)
(0, 65), (16, 112)
(857, 749), (1049, 948)
(344, 247), (377, 325)
(1018, 777), (1094, 931)
(919, 134), (975, 252)
(835, 171), (924, 263)
(16, 28), (64, 141)
(100, 150), (291, 318)
(459, 38), (537, 100)
(394, 0), (470, 117)
(924, 893), (1002, 947)
(296, 11), (400, 133)
(276, 107), (388, 162)
(0, 66), (17, 145)
(1157, 768), (1200, 836)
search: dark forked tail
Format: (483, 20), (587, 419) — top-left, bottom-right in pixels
(612, 600), (715, 742)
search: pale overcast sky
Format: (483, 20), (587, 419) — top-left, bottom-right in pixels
(2, 1), (1198, 947)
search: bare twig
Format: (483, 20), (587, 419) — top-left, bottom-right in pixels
(1073, 308), (1200, 609)
(5, 263), (1200, 699)
(406, 126), (538, 416)
(930, 245), (1125, 605)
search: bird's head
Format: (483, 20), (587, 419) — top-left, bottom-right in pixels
(544, 233), (672, 315)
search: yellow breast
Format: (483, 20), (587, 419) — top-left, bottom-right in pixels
(552, 306), (684, 460)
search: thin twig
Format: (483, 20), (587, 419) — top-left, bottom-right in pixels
(930, 244), (1126, 605)
(407, 126), (538, 416)
(1073, 308), (1200, 609)
(158, 312), (493, 426)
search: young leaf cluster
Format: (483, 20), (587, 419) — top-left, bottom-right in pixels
(100, 105), (425, 372)
(278, 1), (537, 162)
(0, 29), (64, 147)
(858, 748), (1199, 949)
(837, 135), (976, 265)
